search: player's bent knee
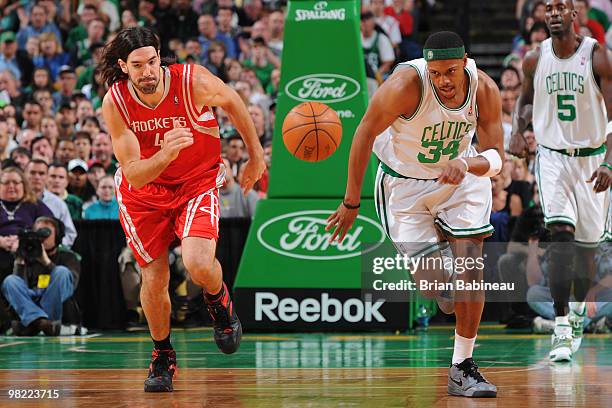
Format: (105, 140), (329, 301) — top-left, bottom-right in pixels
(551, 229), (574, 242)
(182, 256), (216, 281)
(140, 269), (170, 293)
(548, 230), (576, 263)
(140, 278), (169, 294)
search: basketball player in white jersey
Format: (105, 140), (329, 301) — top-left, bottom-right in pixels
(511, 0), (612, 362)
(327, 31), (504, 398)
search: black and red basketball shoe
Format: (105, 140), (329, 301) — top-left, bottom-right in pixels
(144, 349), (177, 392)
(205, 282), (242, 354)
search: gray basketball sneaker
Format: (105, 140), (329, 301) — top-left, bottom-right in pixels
(448, 358), (497, 398)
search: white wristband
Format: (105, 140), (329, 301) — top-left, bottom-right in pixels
(607, 120), (612, 136)
(479, 149), (502, 177)
(458, 158), (469, 172)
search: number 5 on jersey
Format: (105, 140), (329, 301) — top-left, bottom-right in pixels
(557, 94), (576, 121)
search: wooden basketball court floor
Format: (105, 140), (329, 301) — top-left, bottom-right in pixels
(0, 324), (609, 407)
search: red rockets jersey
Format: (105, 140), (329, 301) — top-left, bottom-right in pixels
(109, 64), (224, 191)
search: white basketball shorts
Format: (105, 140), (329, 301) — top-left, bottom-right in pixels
(374, 163), (493, 257)
(535, 147), (610, 245)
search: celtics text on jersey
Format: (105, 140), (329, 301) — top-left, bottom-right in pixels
(533, 37), (607, 149)
(373, 58), (479, 179)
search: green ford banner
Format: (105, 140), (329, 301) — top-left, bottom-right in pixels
(234, 200), (409, 331)
(233, 0), (407, 330)
(236, 200), (384, 289)
(268, 0), (374, 199)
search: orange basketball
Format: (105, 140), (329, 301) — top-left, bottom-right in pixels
(282, 102), (342, 162)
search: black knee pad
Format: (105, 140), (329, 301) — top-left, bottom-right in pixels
(551, 230), (575, 243)
(548, 230), (576, 265)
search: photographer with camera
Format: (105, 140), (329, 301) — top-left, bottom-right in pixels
(1, 216), (80, 336)
(25, 159), (77, 248)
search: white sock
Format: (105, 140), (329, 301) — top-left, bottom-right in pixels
(452, 331), (476, 365)
(570, 301), (586, 315)
(555, 315), (569, 326)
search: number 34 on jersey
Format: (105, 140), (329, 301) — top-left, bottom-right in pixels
(417, 120), (473, 164)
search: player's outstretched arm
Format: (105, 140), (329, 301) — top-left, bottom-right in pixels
(587, 44), (612, 192)
(510, 49), (539, 157)
(191, 65), (265, 194)
(102, 93), (194, 189)
(326, 67), (421, 243)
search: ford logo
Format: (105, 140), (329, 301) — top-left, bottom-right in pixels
(257, 210), (385, 260)
(285, 74), (361, 104)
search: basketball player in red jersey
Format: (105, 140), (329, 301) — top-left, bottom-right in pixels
(100, 27), (265, 392)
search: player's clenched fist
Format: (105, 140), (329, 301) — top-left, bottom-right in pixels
(160, 127), (194, 161)
(438, 159), (468, 185)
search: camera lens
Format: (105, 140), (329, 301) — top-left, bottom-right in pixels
(36, 227), (52, 239)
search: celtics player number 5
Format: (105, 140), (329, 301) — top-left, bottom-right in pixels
(556, 94), (576, 121)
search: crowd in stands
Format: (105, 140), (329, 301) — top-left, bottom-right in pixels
(360, 0), (429, 96)
(0, 0), (287, 335)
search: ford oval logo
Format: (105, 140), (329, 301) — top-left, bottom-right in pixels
(285, 74), (361, 104)
(257, 210), (385, 260)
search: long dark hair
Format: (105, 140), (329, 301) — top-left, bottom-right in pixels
(100, 27), (161, 87)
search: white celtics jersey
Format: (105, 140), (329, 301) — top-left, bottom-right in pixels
(373, 58), (479, 179)
(533, 37), (607, 149)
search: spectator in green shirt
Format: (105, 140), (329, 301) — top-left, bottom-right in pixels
(65, 5), (99, 51)
(47, 163), (82, 222)
(76, 43), (105, 90)
(242, 37), (278, 91)
(73, 18), (105, 68)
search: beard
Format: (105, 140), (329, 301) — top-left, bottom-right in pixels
(130, 71), (160, 94)
(134, 77), (159, 94)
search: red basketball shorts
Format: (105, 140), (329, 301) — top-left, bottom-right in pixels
(114, 171), (220, 266)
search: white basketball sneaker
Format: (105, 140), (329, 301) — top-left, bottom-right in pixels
(549, 323), (573, 362)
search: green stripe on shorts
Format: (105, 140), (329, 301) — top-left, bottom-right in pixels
(435, 218), (494, 238)
(544, 216), (576, 227)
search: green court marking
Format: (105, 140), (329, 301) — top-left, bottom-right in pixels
(0, 326), (610, 370)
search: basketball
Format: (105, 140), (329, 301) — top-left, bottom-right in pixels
(282, 102), (342, 162)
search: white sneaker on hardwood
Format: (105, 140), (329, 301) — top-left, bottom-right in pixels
(549, 324), (573, 362)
